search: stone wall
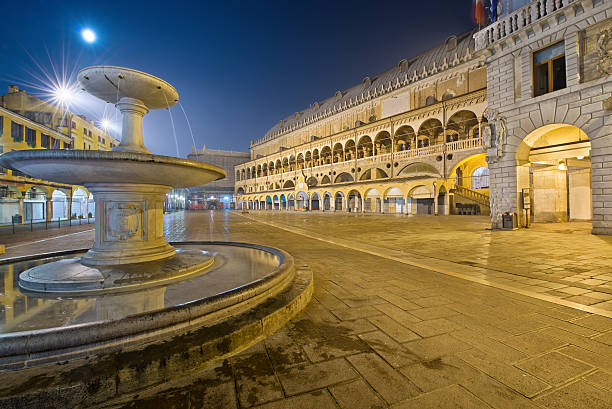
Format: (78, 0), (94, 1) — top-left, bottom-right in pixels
(481, 0), (612, 234)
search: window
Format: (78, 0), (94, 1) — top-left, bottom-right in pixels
(44, 113), (52, 124)
(0, 115), (3, 135)
(51, 137), (60, 149)
(11, 122), (23, 142)
(534, 42), (566, 97)
(88, 130), (92, 137)
(472, 167), (490, 189)
(41, 133), (51, 149)
(25, 127), (37, 147)
(102, 138), (105, 145)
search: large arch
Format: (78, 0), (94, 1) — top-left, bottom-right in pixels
(283, 180), (295, 189)
(323, 191), (332, 211)
(347, 189), (362, 212)
(310, 192), (321, 211)
(333, 143), (344, 163)
(345, 140), (356, 160)
(334, 191), (345, 211)
(24, 186), (47, 222)
(320, 146), (332, 165)
(296, 191), (309, 210)
(517, 124), (591, 224)
(288, 193), (295, 211)
(397, 162), (440, 178)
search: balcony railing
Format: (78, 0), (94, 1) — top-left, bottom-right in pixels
(474, 0), (578, 51)
(238, 138), (483, 184)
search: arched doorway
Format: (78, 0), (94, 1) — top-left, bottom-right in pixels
(335, 192), (345, 211)
(384, 187), (405, 213)
(72, 188), (88, 218)
(310, 193), (321, 210)
(24, 187), (46, 222)
(364, 188), (381, 212)
(288, 194), (295, 211)
(409, 185), (434, 215)
(348, 190), (362, 212)
(517, 124), (591, 225)
(323, 192), (332, 211)
(296, 192), (308, 211)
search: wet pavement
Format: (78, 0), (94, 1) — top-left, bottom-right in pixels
(2, 210), (612, 408)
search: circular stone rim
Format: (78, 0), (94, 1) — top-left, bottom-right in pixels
(0, 149), (227, 186)
(78, 65), (179, 109)
(0, 242), (294, 362)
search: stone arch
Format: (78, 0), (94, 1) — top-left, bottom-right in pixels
(310, 192), (321, 210)
(374, 131), (392, 155)
(312, 149), (320, 166)
(383, 186), (406, 214)
(306, 176), (318, 187)
(333, 143), (344, 163)
(347, 189), (362, 212)
(323, 191), (332, 211)
(417, 119), (443, 147)
(344, 140), (356, 160)
(394, 126), (415, 152)
(321, 175), (331, 185)
(296, 191), (309, 210)
(335, 172), (353, 183)
(283, 180), (295, 189)
(398, 162), (440, 178)
(446, 110), (479, 142)
(334, 191), (345, 211)
(407, 185), (435, 215)
(237, 187), (245, 195)
(305, 151), (312, 167)
(320, 146), (332, 165)
(297, 153), (304, 169)
(357, 135), (373, 158)
(364, 188), (382, 213)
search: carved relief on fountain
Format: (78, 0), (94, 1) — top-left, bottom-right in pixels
(106, 202), (143, 241)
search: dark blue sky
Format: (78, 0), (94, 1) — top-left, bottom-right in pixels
(0, 1), (475, 157)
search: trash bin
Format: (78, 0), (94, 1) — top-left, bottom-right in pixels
(502, 212), (517, 230)
(12, 214), (22, 224)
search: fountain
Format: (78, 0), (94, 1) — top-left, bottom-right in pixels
(0, 67), (312, 407)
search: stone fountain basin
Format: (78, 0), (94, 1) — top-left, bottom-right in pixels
(0, 150), (225, 188)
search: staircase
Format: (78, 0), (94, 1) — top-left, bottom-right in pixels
(450, 185), (490, 215)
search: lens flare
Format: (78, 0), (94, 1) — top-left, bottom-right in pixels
(81, 28), (96, 43)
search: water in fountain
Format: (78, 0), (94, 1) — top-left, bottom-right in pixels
(163, 91), (181, 157)
(178, 101), (198, 152)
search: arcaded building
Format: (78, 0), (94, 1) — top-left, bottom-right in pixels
(236, 0), (612, 235)
(235, 30), (490, 216)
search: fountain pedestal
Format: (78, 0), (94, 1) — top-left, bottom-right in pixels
(82, 183), (175, 266)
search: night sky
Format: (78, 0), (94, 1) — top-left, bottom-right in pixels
(0, 1), (476, 157)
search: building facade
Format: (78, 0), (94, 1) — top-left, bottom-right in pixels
(235, 30), (491, 216)
(0, 86), (120, 224)
(236, 0), (612, 236)
(474, 0), (612, 234)
(187, 145), (250, 209)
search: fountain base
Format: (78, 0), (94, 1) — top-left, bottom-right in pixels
(18, 249), (214, 295)
(82, 183), (176, 266)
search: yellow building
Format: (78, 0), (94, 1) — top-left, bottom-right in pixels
(0, 86), (120, 224)
(236, 30), (491, 216)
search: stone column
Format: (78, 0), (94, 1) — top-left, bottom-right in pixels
(114, 97), (151, 154)
(46, 199), (52, 221)
(18, 195), (25, 224)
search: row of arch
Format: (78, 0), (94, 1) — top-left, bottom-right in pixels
(0, 186), (94, 223)
(237, 110), (484, 181)
(238, 184), (449, 215)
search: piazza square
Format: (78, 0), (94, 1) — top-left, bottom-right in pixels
(0, 0), (612, 408)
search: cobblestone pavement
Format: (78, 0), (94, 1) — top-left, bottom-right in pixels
(3, 211), (612, 408)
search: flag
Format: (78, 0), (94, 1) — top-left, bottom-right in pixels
(491, 0), (498, 22)
(473, 0), (485, 26)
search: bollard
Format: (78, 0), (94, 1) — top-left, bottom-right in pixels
(30, 218), (33, 232)
(58, 217), (61, 228)
(46, 219), (48, 230)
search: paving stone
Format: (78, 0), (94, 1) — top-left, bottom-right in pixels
(359, 330), (420, 368)
(301, 335), (370, 362)
(515, 351), (593, 386)
(558, 345), (612, 373)
(572, 315), (612, 332)
(592, 331), (612, 346)
(347, 353), (421, 405)
(404, 318), (464, 338)
(403, 334), (472, 361)
(534, 380), (612, 409)
(340, 295), (388, 308)
(254, 390), (338, 409)
(399, 355), (481, 392)
(329, 379), (386, 409)
(408, 306), (458, 320)
(501, 331), (567, 355)
(540, 327), (611, 356)
(368, 315), (421, 343)
(457, 348), (551, 397)
(451, 329), (527, 364)
(584, 370), (612, 392)
(276, 358), (358, 396)
(378, 293), (422, 310)
(374, 303), (422, 324)
(331, 305), (384, 321)
(460, 374), (541, 409)
(411, 296), (454, 308)
(392, 384), (491, 409)
(264, 329), (309, 370)
(232, 352), (284, 407)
